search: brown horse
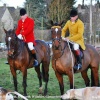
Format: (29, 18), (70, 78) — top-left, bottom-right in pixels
(50, 21), (99, 98)
(4, 29), (50, 96)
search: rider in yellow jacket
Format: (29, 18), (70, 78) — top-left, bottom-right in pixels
(61, 9), (86, 70)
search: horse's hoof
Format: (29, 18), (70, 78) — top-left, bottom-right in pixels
(43, 90), (48, 96)
(38, 87), (43, 94)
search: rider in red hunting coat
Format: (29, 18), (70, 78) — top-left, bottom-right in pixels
(16, 15), (36, 45)
(16, 8), (38, 67)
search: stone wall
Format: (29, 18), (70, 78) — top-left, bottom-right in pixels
(35, 29), (51, 41)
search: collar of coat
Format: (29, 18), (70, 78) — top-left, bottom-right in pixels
(70, 18), (78, 23)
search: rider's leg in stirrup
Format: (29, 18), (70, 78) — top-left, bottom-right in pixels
(73, 43), (82, 70)
(28, 42), (39, 67)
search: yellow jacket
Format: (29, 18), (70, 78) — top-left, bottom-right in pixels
(61, 19), (86, 50)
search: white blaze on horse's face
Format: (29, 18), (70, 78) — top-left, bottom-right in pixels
(55, 28), (58, 38)
(8, 37), (11, 41)
(55, 28), (58, 33)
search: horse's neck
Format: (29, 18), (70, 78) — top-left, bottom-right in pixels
(15, 40), (26, 53)
(61, 40), (68, 50)
(52, 40), (69, 59)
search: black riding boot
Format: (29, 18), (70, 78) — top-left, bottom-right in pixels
(5, 61), (9, 64)
(74, 49), (82, 70)
(31, 50), (39, 67)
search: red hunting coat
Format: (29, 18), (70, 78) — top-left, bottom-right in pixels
(16, 17), (36, 45)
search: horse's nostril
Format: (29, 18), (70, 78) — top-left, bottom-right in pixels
(55, 46), (59, 50)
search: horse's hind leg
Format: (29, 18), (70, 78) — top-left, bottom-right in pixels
(81, 70), (90, 86)
(91, 67), (99, 86)
(22, 68), (27, 96)
(35, 65), (43, 94)
(42, 62), (49, 96)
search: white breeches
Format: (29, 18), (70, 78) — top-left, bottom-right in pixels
(73, 43), (79, 50)
(27, 42), (35, 50)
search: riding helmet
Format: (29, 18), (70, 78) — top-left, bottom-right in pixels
(70, 9), (78, 17)
(20, 8), (26, 16)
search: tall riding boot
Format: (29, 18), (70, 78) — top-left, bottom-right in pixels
(74, 49), (82, 70)
(31, 49), (39, 67)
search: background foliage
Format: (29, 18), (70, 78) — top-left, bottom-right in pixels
(24, 0), (75, 29)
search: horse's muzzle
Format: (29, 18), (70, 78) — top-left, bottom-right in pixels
(7, 50), (14, 56)
(54, 46), (60, 50)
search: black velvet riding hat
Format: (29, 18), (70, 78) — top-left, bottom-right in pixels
(20, 8), (26, 16)
(70, 9), (78, 17)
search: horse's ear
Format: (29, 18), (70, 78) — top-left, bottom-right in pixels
(59, 20), (64, 26)
(13, 25), (17, 33)
(50, 20), (54, 26)
(3, 28), (7, 34)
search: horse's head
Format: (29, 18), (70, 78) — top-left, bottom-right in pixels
(50, 20), (64, 50)
(4, 28), (18, 56)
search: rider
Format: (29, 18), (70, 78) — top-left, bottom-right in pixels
(16, 8), (39, 67)
(61, 8), (86, 70)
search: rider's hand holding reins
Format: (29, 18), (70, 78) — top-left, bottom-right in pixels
(62, 37), (69, 42)
(17, 34), (23, 40)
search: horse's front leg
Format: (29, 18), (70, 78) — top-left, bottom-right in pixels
(22, 68), (27, 96)
(10, 67), (17, 91)
(10, 67), (18, 100)
(68, 70), (74, 89)
(55, 72), (64, 96)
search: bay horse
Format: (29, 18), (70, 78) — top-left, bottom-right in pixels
(50, 21), (99, 98)
(4, 29), (50, 96)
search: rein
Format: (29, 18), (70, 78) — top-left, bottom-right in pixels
(8, 38), (24, 59)
(53, 41), (67, 60)
(67, 40), (74, 88)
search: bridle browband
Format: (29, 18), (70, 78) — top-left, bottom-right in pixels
(51, 26), (61, 28)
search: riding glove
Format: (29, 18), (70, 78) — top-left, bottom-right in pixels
(17, 34), (23, 40)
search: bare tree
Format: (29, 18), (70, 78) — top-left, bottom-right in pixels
(47, 0), (75, 23)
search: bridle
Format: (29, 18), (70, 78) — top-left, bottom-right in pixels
(51, 26), (62, 43)
(51, 25), (67, 59)
(6, 34), (22, 58)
